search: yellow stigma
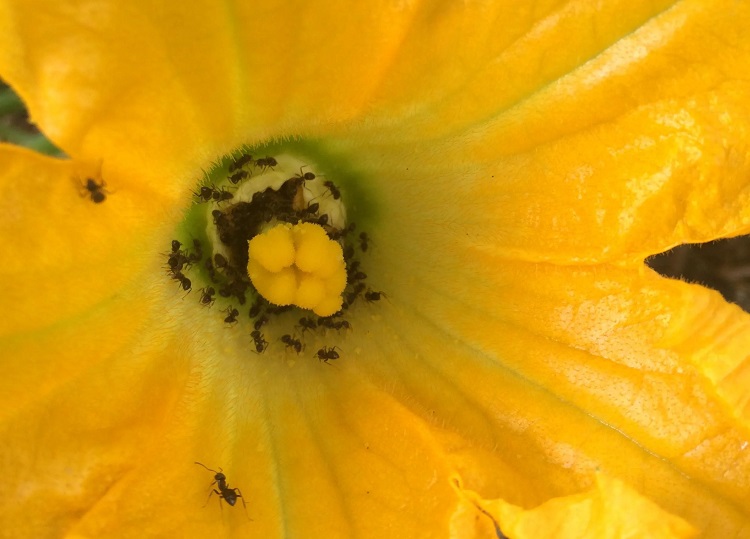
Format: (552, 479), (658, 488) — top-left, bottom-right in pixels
(247, 222), (347, 317)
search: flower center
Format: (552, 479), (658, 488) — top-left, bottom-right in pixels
(248, 222), (347, 317)
(166, 149), (380, 359)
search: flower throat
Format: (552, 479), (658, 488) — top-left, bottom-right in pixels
(166, 150), (382, 360)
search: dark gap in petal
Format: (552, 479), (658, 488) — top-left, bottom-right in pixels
(646, 236), (750, 313)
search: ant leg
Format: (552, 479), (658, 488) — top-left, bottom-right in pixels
(202, 487), (217, 508)
(234, 489), (253, 521)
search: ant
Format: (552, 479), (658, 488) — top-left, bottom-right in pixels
(297, 317), (317, 334)
(253, 315), (268, 331)
(194, 186), (214, 202)
(229, 153), (254, 172)
(323, 180), (340, 200)
(228, 170), (248, 184)
(204, 258), (217, 282)
(199, 287), (216, 307)
(280, 334), (303, 354)
(364, 289), (385, 303)
(223, 306), (239, 325)
(328, 222), (355, 241)
(318, 318), (351, 331)
(189, 239), (203, 262)
(250, 330), (268, 354)
(311, 214), (329, 226)
(288, 167), (316, 188)
(212, 187), (234, 202)
(345, 282), (366, 304)
(315, 346), (341, 364)
(168, 252), (190, 272)
(80, 177), (110, 203)
(213, 253), (229, 270)
(293, 165), (316, 182)
(301, 202), (319, 216)
(248, 299), (264, 319)
(255, 156), (277, 171)
(194, 462), (251, 519)
(212, 209), (228, 227)
(359, 232), (370, 252)
(172, 271), (192, 292)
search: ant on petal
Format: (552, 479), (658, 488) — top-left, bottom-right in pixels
(194, 462), (251, 520)
(80, 177), (110, 203)
(315, 346), (341, 364)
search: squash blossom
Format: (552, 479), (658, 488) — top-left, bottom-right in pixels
(2, 0), (750, 537)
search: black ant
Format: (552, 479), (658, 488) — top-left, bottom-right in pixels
(213, 253), (230, 272)
(280, 334), (303, 354)
(250, 330), (268, 354)
(359, 232), (370, 252)
(345, 282), (366, 304)
(248, 299), (264, 319)
(199, 287), (216, 307)
(167, 240), (191, 272)
(331, 320), (351, 331)
(315, 346), (341, 364)
(253, 315), (268, 331)
(229, 154), (253, 171)
(312, 214), (329, 226)
(223, 306), (239, 325)
(172, 271), (192, 292)
(80, 177), (110, 203)
(189, 239), (203, 262)
(318, 318), (351, 331)
(301, 202), (319, 216)
(297, 317), (317, 334)
(328, 222), (355, 241)
(212, 209), (228, 227)
(228, 279), (248, 305)
(287, 167), (316, 189)
(323, 180), (340, 200)
(364, 289), (385, 303)
(204, 258), (217, 282)
(212, 187), (234, 202)
(194, 186), (214, 202)
(255, 156), (277, 171)
(194, 462), (250, 519)
(168, 252), (190, 272)
(228, 170), (248, 184)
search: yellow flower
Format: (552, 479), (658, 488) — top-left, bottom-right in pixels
(1, 1), (750, 538)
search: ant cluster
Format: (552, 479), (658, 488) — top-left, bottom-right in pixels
(166, 239), (201, 292)
(166, 153), (386, 364)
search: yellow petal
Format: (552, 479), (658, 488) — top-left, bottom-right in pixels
(0, 144), (167, 338)
(326, 0), (750, 264)
(2, 1), (750, 538)
(457, 474), (696, 539)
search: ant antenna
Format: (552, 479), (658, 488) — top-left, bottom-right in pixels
(195, 461), (220, 474)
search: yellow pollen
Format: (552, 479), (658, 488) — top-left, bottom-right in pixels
(247, 222), (347, 317)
